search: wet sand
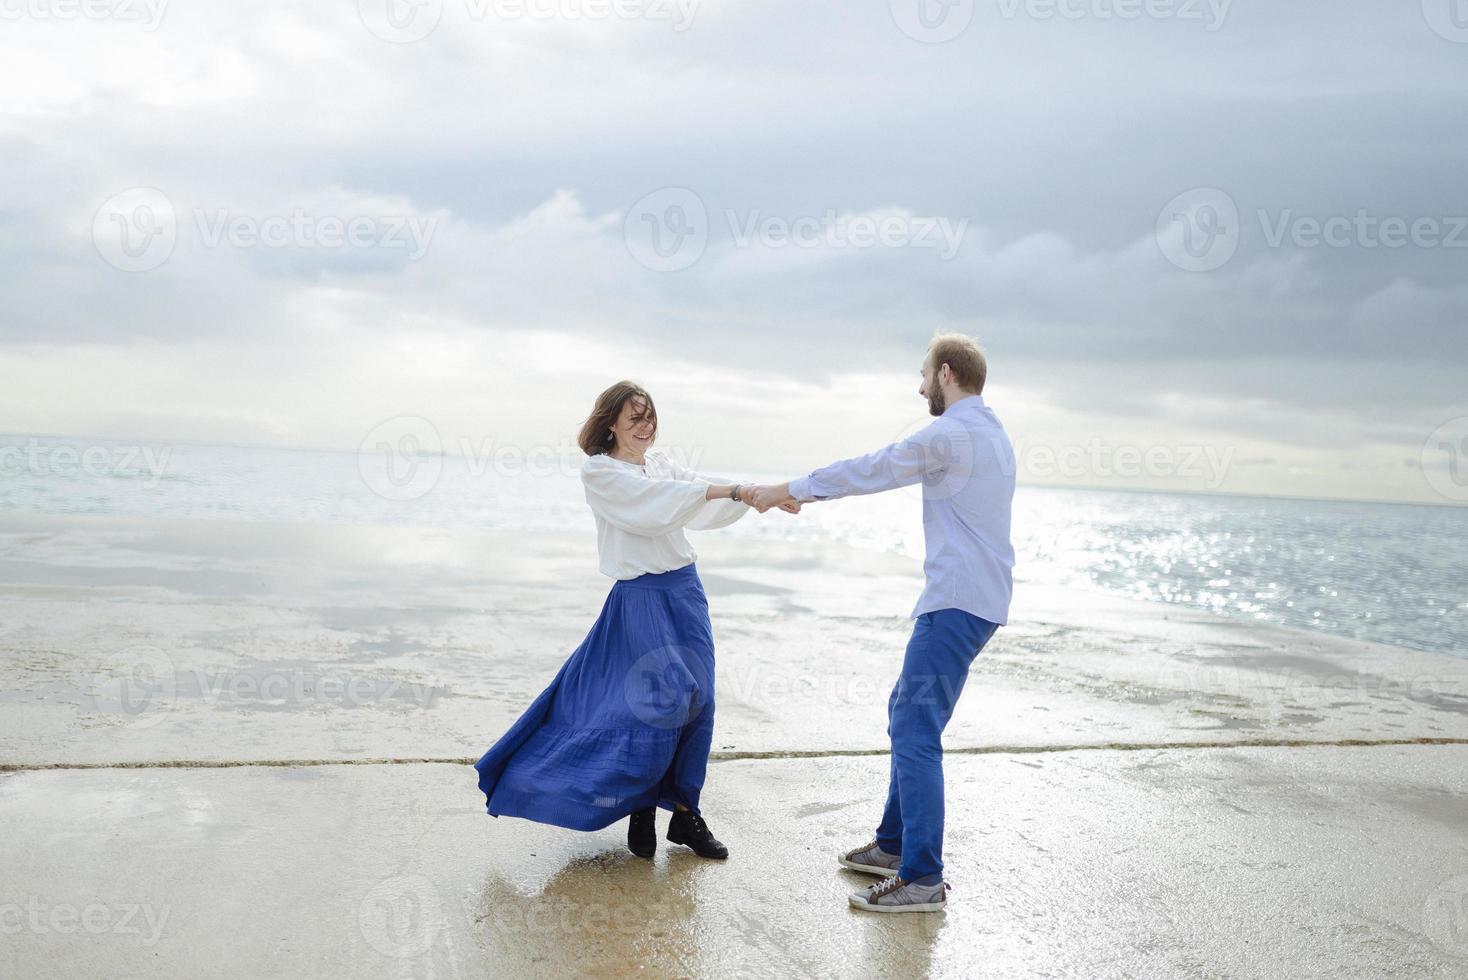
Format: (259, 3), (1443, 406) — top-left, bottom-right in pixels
(1, 512), (1467, 977)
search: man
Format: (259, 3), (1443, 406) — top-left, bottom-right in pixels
(749, 333), (1015, 913)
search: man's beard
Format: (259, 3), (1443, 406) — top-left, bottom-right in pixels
(927, 388), (946, 416)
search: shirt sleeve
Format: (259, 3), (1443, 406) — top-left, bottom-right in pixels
(788, 418), (953, 502)
(581, 456), (714, 536)
(658, 453), (748, 531)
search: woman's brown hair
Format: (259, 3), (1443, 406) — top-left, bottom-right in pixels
(578, 381), (658, 456)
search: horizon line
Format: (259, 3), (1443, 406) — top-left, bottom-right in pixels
(1, 427), (1461, 512)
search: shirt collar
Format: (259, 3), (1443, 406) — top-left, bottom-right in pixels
(941, 394), (986, 417)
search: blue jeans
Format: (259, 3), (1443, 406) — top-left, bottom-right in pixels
(875, 608), (999, 883)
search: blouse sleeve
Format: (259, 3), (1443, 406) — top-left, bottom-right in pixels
(581, 455), (715, 536)
(659, 453), (748, 531)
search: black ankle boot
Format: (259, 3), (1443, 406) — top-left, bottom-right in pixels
(667, 809), (728, 859)
(627, 807), (657, 858)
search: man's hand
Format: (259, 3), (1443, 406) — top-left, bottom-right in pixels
(748, 482), (797, 514)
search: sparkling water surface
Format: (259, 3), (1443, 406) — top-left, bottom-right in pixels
(1, 433), (1464, 658)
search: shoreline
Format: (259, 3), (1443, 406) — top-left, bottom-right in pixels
(7, 735), (1468, 775)
(1, 511), (1466, 769)
(0, 506), (1460, 664)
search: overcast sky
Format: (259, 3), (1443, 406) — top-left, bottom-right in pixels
(1, 0), (1466, 503)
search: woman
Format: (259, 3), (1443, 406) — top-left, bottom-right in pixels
(474, 380), (793, 860)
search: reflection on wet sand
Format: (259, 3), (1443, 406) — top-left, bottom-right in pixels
(476, 846), (704, 975)
(848, 870), (945, 973)
(473, 830), (954, 977)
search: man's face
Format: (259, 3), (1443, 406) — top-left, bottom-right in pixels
(919, 358), (945, 417)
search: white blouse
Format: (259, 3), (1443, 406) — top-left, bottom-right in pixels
(580, 450), (748, 580)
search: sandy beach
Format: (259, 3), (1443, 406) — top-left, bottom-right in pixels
(10, 0), (1468, 974)
(2, 511), (1467, 977)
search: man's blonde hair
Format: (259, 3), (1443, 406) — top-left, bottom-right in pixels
(927, 332), (987, 394)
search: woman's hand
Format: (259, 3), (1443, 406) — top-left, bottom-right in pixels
(748, 483), (796, 513)
(739, 484), (769, 513)
(737, 484), (800, 514)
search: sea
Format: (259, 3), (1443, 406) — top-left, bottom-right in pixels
(1, 432), (1464, 659)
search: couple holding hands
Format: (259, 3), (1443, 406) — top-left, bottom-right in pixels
(474, 333), (1016, 914)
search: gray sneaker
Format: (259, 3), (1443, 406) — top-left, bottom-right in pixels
(848, 876), (949, 914)
(838, 840), (900, 877)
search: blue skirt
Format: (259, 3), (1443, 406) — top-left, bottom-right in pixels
(474, 562), (717, 832)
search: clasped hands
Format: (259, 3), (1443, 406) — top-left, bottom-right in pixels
(739, 483), (801, 515)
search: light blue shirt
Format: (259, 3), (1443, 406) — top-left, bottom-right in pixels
(787, 395), (1016, 625)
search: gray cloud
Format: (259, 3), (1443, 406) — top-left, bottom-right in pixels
(0, 0), (1464, 500)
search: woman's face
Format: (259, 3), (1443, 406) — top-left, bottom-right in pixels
(610, 396), (656, 455)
